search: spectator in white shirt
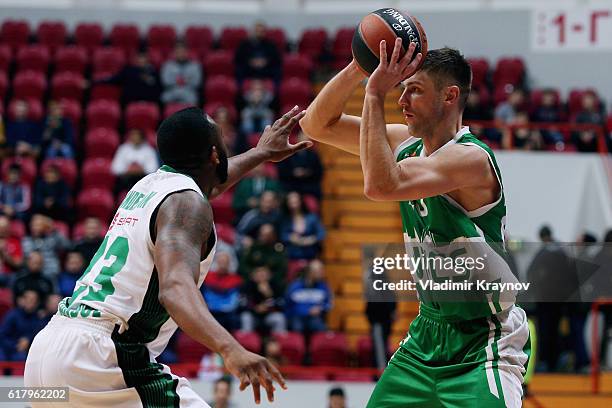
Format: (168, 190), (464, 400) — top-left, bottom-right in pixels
(111, 129), (159, 193)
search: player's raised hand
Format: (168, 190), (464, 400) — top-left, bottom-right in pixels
(257, 105), (313, 162)
(223, 348), (287, 404)
(366, 38), (423, 97)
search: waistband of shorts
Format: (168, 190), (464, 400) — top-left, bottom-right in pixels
(50, 313), (117, 335)
(418, 303), (513, 324)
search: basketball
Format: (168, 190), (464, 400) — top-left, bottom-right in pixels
(352, 8), (428, 75)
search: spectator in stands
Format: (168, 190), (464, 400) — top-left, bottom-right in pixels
(38, 293), (61, 326)
(495, 89), (526, 124)
(0, 164), (31, 221)
(33, 164), (71, 222)
(573, 92), (605, 153)
(212, 106), (242, 156)
(239, 223), (287, 285)
(0, 215), (23, 279)
(531, 89), (564, 145)
(285, 259), (331, 333)
(57, 251), (85, 297)
(12, 251), (54, 302)
(328, 387), (347, 408)
(161, 42), (202, 105)
(96, 51), (161, 105)
(41, 101), (75, 159)
(73, 217), (104, 263)
(22, 214), (71, 279)
(232, 165), (282, 219)
(235, 22), (281, 83)
(263, 338), (286, 366)
(211, 238), (239, 276)
(111, 128), (159, 193)
(208, 377), (237, 408)
(277, 131), (324, 200)
(241, 80), (274, 135)
(5, 100), (42, 157)
(463, 90), (491, 121)
(366, 299), (397, 368)
(0, 290), (43, 361)
(240, 265), (286, 334)
(201, 251), (243, 331)
(280, 191), (325, 260)
(236, 190), (282, 243)
(502, 111), (542, 151)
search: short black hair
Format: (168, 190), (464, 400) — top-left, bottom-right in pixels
(156, 107), (219, 177)
(329, 387), (345, 397)
(539, 225), (552, 240)
(420, 47), (472, 109)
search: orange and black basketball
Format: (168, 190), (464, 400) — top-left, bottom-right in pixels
(352, 8), (428, 75)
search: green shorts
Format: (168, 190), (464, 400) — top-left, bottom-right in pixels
(367, 304), (530, 408)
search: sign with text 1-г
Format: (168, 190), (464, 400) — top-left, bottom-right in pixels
(532, 7), (612, 51)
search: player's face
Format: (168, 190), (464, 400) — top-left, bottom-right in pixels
(398, 71), (445, 138)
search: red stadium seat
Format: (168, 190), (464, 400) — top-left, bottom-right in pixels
(147, 24), (177, 57)
(36, 21), (67, 53)
(16, 44), (50, 73)
(58, 99), (83, 133)
(9, 219), (26, 238)
(12, 70), (47, 100)
(125, 101), (160, 132)
(86, 99), (121, 129)
(109, 24), (140, 56)
(568, 88), (600, 118)
(279, 78), (312, 108)
(177, 331), (211, 362)
(303, 194), (319, 214)
(0, 289), (13, 322)
(90, 84), (121, 102)
(204, 76), (237, 106)
(0, 20), (30, 52)
(72, 218), (106, 241)
(283, 53), (313, 80)
(51, 72), (85, 102)
(233, 331), (262, 354)
(287, 259), (308, 282)
(54, 45), (88, 74)
(247, 132), (260, 149)
(7, 98), (43, 122)
(467, 58), (489, 88)
(298, 28), (327, 60)
(493, 83), (515, 106)
(272, 332), (305, 365)
(2, 157), (37, 185)
(241, 78), (274, 95)
(74, 23), (104, 54)
(85, 128), (120, 159)
(493, 57), (525, 87)
(185, 25), (214, 57)
(202, 50), (234, 77)
(0, 44), (11, 71)
(310, 332), (349, 366)
(81, 158), (115, 190)
(210, 191), (234, 224)
(92, 47), (126, 78)
(163, 102), (193, 118)
(218, 27), (248, 52)
(0, 71), (7, 100)
(266, 27), (287, 53)
(41, 158), (78, 188)
(333, 371), (374, 382)
(332, 27), (354, 64)
(214, 223), (235, 244)
(77, 188), (115, 221)
(357, 336), (373, 367)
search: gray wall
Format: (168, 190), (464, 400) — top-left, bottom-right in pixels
(1, 5), (610, 103)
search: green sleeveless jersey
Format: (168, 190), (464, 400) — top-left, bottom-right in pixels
(394, 127), (517, 321)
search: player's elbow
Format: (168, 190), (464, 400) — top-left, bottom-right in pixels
(158, 279), (184, 309)
(299, 115), (320, 141)
(364, 182), (392, 201)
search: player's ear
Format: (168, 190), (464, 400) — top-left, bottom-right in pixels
(445, 85), (460, 106)
(210, 146), (220, 165)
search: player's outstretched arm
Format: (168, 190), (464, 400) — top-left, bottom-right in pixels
(209, 106), (312, 199)
(154, 191), (286, 404)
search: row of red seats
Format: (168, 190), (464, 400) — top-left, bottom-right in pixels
(0, 45), (315, 80)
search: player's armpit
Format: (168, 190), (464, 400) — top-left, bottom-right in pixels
(364, 143), (494, 201)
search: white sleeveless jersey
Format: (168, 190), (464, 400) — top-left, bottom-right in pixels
(59, 165), (216, 358)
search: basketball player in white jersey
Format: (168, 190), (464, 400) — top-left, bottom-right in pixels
(24, 106), (311, 407)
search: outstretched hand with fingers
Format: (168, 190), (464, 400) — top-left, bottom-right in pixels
(223, 348), (287, 404)
(365, 38), (423, 97)
(257, 105), (313, 162)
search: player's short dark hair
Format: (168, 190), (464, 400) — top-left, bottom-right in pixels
(215, 376), (232, 390)
(420, 47), (472, 110)
(156, 107), (219, 177)
(329, 387), (345, 397)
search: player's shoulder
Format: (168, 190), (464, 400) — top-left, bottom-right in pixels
(158, 189), (212, 224)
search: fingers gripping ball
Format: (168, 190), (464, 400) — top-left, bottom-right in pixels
(352, 8), (428, 75)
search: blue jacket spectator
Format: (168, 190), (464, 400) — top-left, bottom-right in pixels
(41, 101), (75, 160)
(22, 214), (71, 279)
(285, 259), (331, 333)
(0, 164), (31, 221)
(0, 290), (44, 361)
(201, 251), (243, 331)
(280, 191), (325, 260)
(5, 100), (42, 155)
(57, 252), (85, 297)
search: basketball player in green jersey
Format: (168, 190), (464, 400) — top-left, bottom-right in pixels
(301, 39), (530, 407)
